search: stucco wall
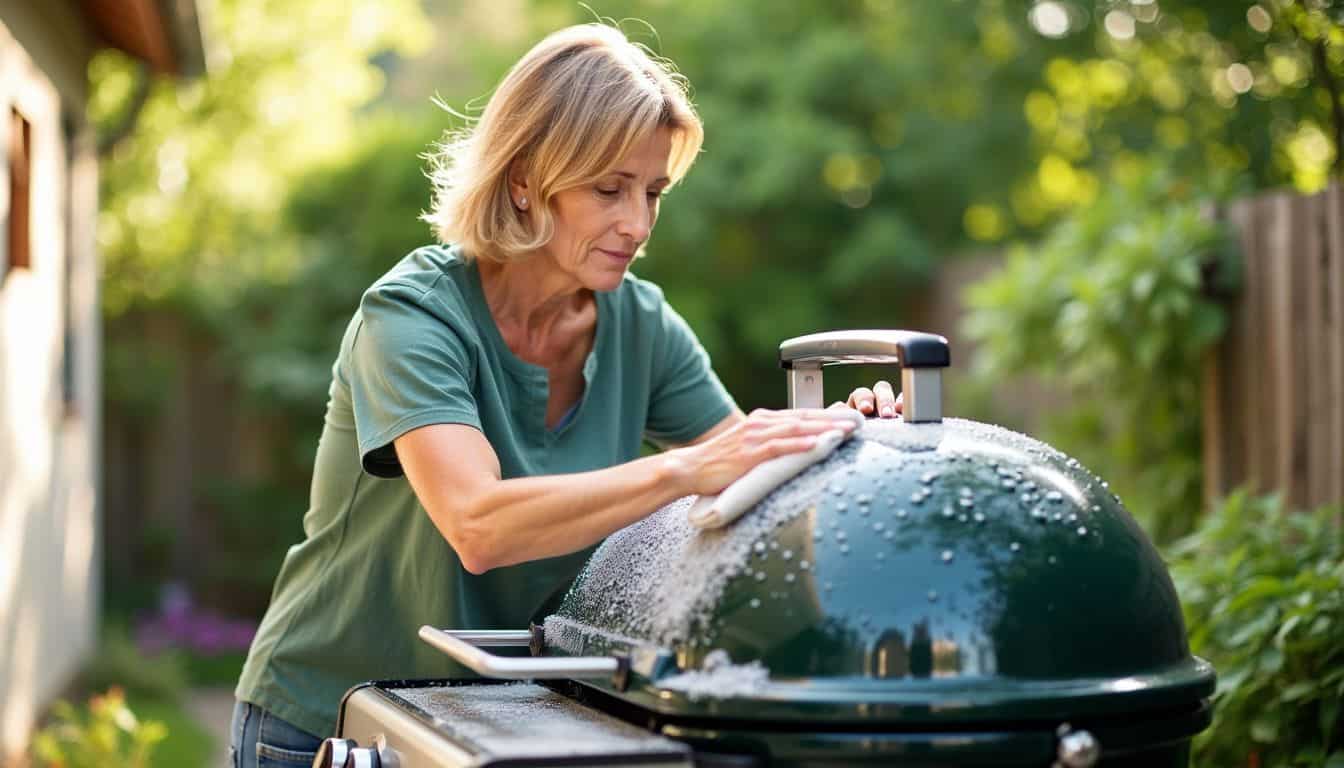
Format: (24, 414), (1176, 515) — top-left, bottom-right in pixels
(0, 7), (101, 762)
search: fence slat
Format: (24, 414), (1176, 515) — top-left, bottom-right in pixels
(1246, 196), (1268, 493)
(1307, 191), (1331, 508)
(1330, 185), (1344, 507)
(1205, 201), (1253, 503)
(1254, 195), (1281, 494)
(1285, 195), (1311, 509)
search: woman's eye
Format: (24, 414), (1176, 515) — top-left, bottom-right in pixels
(596, 187), (620, 197)
(647, 190), (663, 200)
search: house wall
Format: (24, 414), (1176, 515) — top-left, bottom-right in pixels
(0, 5), (101, 762)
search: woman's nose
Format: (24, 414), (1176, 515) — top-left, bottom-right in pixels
(616, 196), (653, 242)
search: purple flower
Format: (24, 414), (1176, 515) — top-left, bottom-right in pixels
(134, 582), (258, 657)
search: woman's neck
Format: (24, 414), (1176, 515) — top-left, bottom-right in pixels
(476, 256), (591, 340)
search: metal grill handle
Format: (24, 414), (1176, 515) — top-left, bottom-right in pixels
(418, 626), (623, 680)
(779, 330), (950, 422)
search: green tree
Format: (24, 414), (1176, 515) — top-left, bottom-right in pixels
(518, 0), (1083, 403)
(962, 0), (1344, 537)
(93, 0), (430, 317)
(92, 0), (431, 605)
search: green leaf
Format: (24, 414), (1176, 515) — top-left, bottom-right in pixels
(1227, 577), (1289, 614)
(1276, 614), (1304, 646)
(1230, 610), (1280, 647)
(1313, 615), (1334, 636)
(1258, 646), (1285, 675)
(1279, 681), (1316, 702)
(1251, 711), (1280, 743)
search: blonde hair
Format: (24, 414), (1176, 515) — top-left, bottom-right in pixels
(422, 24), (703, 262)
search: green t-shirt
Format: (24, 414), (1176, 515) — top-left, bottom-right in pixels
(235, 244), (736, 736)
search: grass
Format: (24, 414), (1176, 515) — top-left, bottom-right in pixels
(133, 651), (245, 767)
(131, 695), (215, 768)
(183, 652), (246, 688)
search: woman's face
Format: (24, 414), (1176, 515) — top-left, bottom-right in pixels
(539, 127), (673, 292)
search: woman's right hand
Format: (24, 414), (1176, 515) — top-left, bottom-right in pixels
(666, 408), (857, 496)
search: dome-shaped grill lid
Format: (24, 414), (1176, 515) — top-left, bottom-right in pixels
(539, 331), (1213, 724)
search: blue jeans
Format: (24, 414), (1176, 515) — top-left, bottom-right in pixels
(229, 700), (324, 767)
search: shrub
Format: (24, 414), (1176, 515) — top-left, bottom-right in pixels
(30, 688), (167, 768)
(1167, 491), (1344, 766)
(962, 162), (1236, 543)
(78, 625), (189, 705)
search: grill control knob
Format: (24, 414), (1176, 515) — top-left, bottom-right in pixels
(1053, 724), (1100, 768)
(343, 747), (382, 768)
(311, 738), (356, 768)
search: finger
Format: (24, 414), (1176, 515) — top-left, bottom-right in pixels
(782, 407), (863, 429)
(873, 380), (898, 418)
(762, 408), (860, 433)
(894, 391), (904, 414)
(847, 387), (877, 415)
(751, 419), (847, 442)
(756, 435), (821, 460)
(748, 407), (833, 423)
(779, 407), (843, 418)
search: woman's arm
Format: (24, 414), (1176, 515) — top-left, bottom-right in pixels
(396, 408), (849, 574)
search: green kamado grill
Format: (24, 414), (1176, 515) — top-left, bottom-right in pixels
(318, 330), (1215, 768)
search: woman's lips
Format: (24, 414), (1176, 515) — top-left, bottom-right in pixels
(599, 248), (634, 262)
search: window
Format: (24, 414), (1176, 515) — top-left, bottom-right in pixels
(6, 107), (32, 279)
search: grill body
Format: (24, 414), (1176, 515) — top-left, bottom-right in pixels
(530, 417), (1213, 766)
(333, 677), (1208, 767)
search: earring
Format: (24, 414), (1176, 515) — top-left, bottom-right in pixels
(518, 196), (528, 209)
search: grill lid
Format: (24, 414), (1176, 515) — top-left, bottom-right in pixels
(535, 330), (1213, 726)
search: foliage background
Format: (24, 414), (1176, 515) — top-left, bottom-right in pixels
(84, 0), (1344, 763)
(101, 1), (1344, 592)
(1169, 492), (1344, 767)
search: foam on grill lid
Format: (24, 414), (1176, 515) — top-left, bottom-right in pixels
(658, 649), (770, 701)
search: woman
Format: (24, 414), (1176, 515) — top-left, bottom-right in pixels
(229, 23), (898, 767)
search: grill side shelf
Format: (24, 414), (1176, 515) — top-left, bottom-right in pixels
(341, 680), (693, 766)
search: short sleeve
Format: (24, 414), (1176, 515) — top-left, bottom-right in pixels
(644, 301), (737, 445)
(347, 284), (480, 477)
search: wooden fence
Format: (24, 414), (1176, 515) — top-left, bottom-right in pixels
(1203, 185), (1344, 512)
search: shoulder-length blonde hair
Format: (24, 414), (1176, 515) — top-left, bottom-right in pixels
(422, 24), (703, 263)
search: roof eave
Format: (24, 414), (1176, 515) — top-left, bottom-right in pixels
(157, 0), (206, 78)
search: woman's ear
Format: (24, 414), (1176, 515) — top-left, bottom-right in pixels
(507, 161), (530, 210)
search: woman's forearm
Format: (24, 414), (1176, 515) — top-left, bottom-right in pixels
(400, 411), (842, 575)
(450, 452), (693, 573)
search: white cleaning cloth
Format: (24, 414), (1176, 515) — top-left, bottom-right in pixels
(687, 409), (865, 530)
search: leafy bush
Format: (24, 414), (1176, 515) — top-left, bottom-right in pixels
(51, 625), (218, 767)
(1167, 491), (1344, 767)
(31, 688), (167, 768)
(78, 625), (189, 705)
(962, 163), (1236, 542)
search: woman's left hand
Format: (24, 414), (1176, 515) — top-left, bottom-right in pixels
(838, 380), (903, 418)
